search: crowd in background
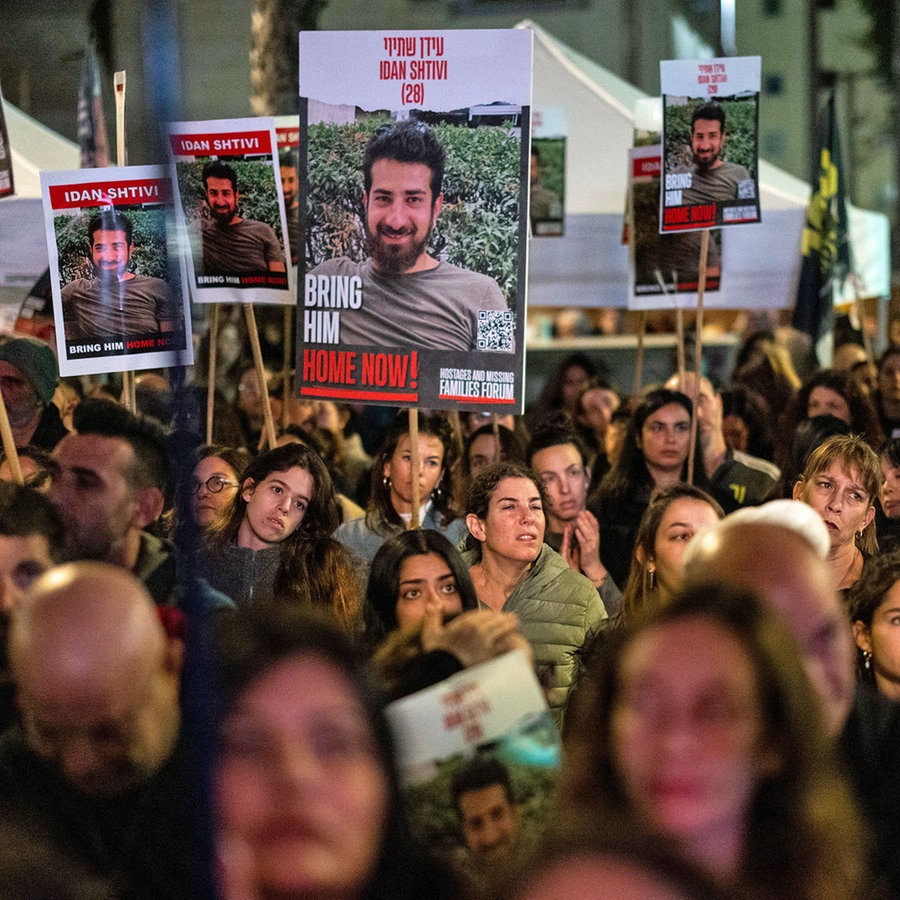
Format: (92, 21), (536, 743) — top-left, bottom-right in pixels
(1, 318), (900, 898)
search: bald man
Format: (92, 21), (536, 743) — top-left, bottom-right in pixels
(0, 562), (190, 898)
(684, 518), (900, 896)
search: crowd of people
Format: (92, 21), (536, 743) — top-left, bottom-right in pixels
(1, 328), (900, 898)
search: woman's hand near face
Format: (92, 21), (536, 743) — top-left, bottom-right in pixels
(420, 608), (529, 668)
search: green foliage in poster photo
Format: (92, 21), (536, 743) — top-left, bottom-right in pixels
(175, 159), (284, 243)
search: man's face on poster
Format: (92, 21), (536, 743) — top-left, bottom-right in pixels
(280, 166), (298, 208)
(205, 177), (239, 225)
(458, 783), (521, 863)
(691, 118), (724, 172)
(363, 158), (442, 274)
(91, 229), (133, 282)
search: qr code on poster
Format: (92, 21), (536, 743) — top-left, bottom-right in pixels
(477, 309), (515, 352)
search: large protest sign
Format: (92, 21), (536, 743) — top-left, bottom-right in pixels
(41, 166), (193, 376)
(660, 57), (761, 234)
(298, 30), (531, 411)
(168, 117), (293, 304)
(386, 651), (558, 886)
(629, 145), (722, 308)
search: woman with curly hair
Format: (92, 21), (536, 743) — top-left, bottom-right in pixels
(202, 441), (360, 629)
(776, 368), (883, 467)
(335, 410), (465, 566)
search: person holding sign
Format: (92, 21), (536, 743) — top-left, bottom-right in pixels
(307, 120), (510, 352)
(60, 210), (177, 340)
(680, 101), (754, 206)
(196, 160), (286, 277)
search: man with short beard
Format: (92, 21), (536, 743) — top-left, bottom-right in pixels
(680, 101), (753, 205)
(307, 120), (509, 351)
(196, 160), (286, 277)
(60, 210), (177, 340)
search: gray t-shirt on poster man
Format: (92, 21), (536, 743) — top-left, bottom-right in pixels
(196, 218), (284, 276)
(61, 275), (176, 339)
(307, 256), (512, 352)
(682, 160), (753, 205)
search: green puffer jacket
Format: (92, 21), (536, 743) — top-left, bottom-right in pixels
(461, 543), (607, 726)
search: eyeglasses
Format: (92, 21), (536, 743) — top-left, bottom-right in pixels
(191, 476), (238, 495)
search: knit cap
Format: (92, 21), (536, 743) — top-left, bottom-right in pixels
(0, 337), (59, 405)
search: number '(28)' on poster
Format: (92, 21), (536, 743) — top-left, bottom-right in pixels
(298, 30), (532, 412)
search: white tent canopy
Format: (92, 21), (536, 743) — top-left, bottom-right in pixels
(0, 99), (79, 291)
(522, 20), (890, 310)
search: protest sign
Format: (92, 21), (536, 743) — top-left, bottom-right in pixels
(629, 144), (723, 307)
(386, 651), (558, 883)
(168, 117), (293, 304)
(41, 166), (192, 376)
(298, 29), (531, 411)
(660, 57), (761, 234)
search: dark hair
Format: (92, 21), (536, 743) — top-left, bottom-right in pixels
(0, 481), (65, 563)
(534, 352), (598, 416)
(770, 414), (850, 499)
(209, 443), (359, 626)
(719, 386), (774, 461)
(451, 755), (514, 816)
(463, 460), (548, 555)
(595, 388), (708, 504)
(526, 412), (589, 468)
(877, 345), (900, 374)
(692, 100), (726, 131)
(87, 210), (133, 247)
(881, 437), (900, 470)
(72, 397), (171, 500)
(779, 369), (883, 464)
(0, 445), (58, 493)
(367, 411), (456, 534)
(195, 444), (250, 482)
(464, 460), (548, 523)
(365, 529), (479, 644)
(278, 151), (297, 171)
(364, 120), (445, 203)
(214, 604), (431, 899)
(563, 583), (866, 899)
(620, 483), (723, 621)
(214, 442), (339, 544)
(462, 423), (526, 479)
(576, 376), (620, 415)
(201, 159), (238, 193)
(848, 550), (900, 682)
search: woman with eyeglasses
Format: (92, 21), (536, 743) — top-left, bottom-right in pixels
(202, 442), (361, 630)
(192, 445), (250, 529)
